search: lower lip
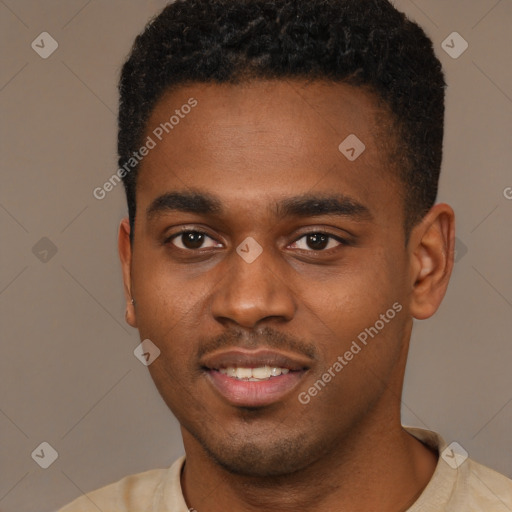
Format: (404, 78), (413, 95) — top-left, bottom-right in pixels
(206, 369), (305, 407)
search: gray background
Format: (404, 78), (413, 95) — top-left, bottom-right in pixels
(0, 1), (511, 511)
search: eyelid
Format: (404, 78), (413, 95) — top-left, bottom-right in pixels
(163, 224), (217, 240)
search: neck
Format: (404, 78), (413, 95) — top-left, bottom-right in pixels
(181, 399), (438, 512)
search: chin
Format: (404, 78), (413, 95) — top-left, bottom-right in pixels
(198, 431), (321, 477)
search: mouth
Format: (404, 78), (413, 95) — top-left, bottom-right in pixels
(200, 349), (311, 407)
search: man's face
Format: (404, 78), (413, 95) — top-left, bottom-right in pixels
(123, 80), (416, 476)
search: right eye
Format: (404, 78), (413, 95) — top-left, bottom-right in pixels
(166, 230), (223, 251)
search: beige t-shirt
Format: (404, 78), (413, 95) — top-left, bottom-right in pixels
(57, 427), (512, 511)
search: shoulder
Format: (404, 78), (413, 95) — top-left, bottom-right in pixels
(404, 427), (512, 511)
(461, 458), (512, 511)
(56, 457), (185, 512)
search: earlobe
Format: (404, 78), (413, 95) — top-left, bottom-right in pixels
(409, 203), (455, 320)
(118, 217), (137, 328)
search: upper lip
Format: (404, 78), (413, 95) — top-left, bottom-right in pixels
(200, 349), (312, 371)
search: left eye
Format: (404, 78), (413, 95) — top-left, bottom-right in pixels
(169, 231), (221, 250)
(289, 233), (344, 251)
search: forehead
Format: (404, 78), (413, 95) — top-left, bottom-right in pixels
(136, 79), (401, 224)
(143, 79), (387, 164)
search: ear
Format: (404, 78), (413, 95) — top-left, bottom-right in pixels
(118, 217), (137, 328)
(408, 203), (455, 320)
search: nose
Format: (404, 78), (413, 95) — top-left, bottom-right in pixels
(210, 245), (297, 329)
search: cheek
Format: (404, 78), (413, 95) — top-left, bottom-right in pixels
(309, 247), (402, 327)
(130, 266), (206, 372)
(132, 244), (199, 318)
(134, 273), (207, 407)
(303, 247), (407, 381)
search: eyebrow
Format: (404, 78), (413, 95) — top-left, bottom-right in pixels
(146, 191), (222, 220)
(146, 190), (373, 222)
(276, 194), (372, 221)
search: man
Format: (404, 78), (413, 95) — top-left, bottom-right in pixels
(58, 0), (512, 510)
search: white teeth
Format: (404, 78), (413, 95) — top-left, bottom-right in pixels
(218, 365), (291, 381)
(235, 367), (253, 379)
(252, 366), (271, 379)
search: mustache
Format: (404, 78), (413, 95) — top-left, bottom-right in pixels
(196, 325), (318, 361)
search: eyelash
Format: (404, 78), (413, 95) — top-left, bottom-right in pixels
(164, 228), (349, 253)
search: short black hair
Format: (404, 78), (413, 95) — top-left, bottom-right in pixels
(118, 0), (445, 241)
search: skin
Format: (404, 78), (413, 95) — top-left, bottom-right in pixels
(118, 80), (455, 511)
